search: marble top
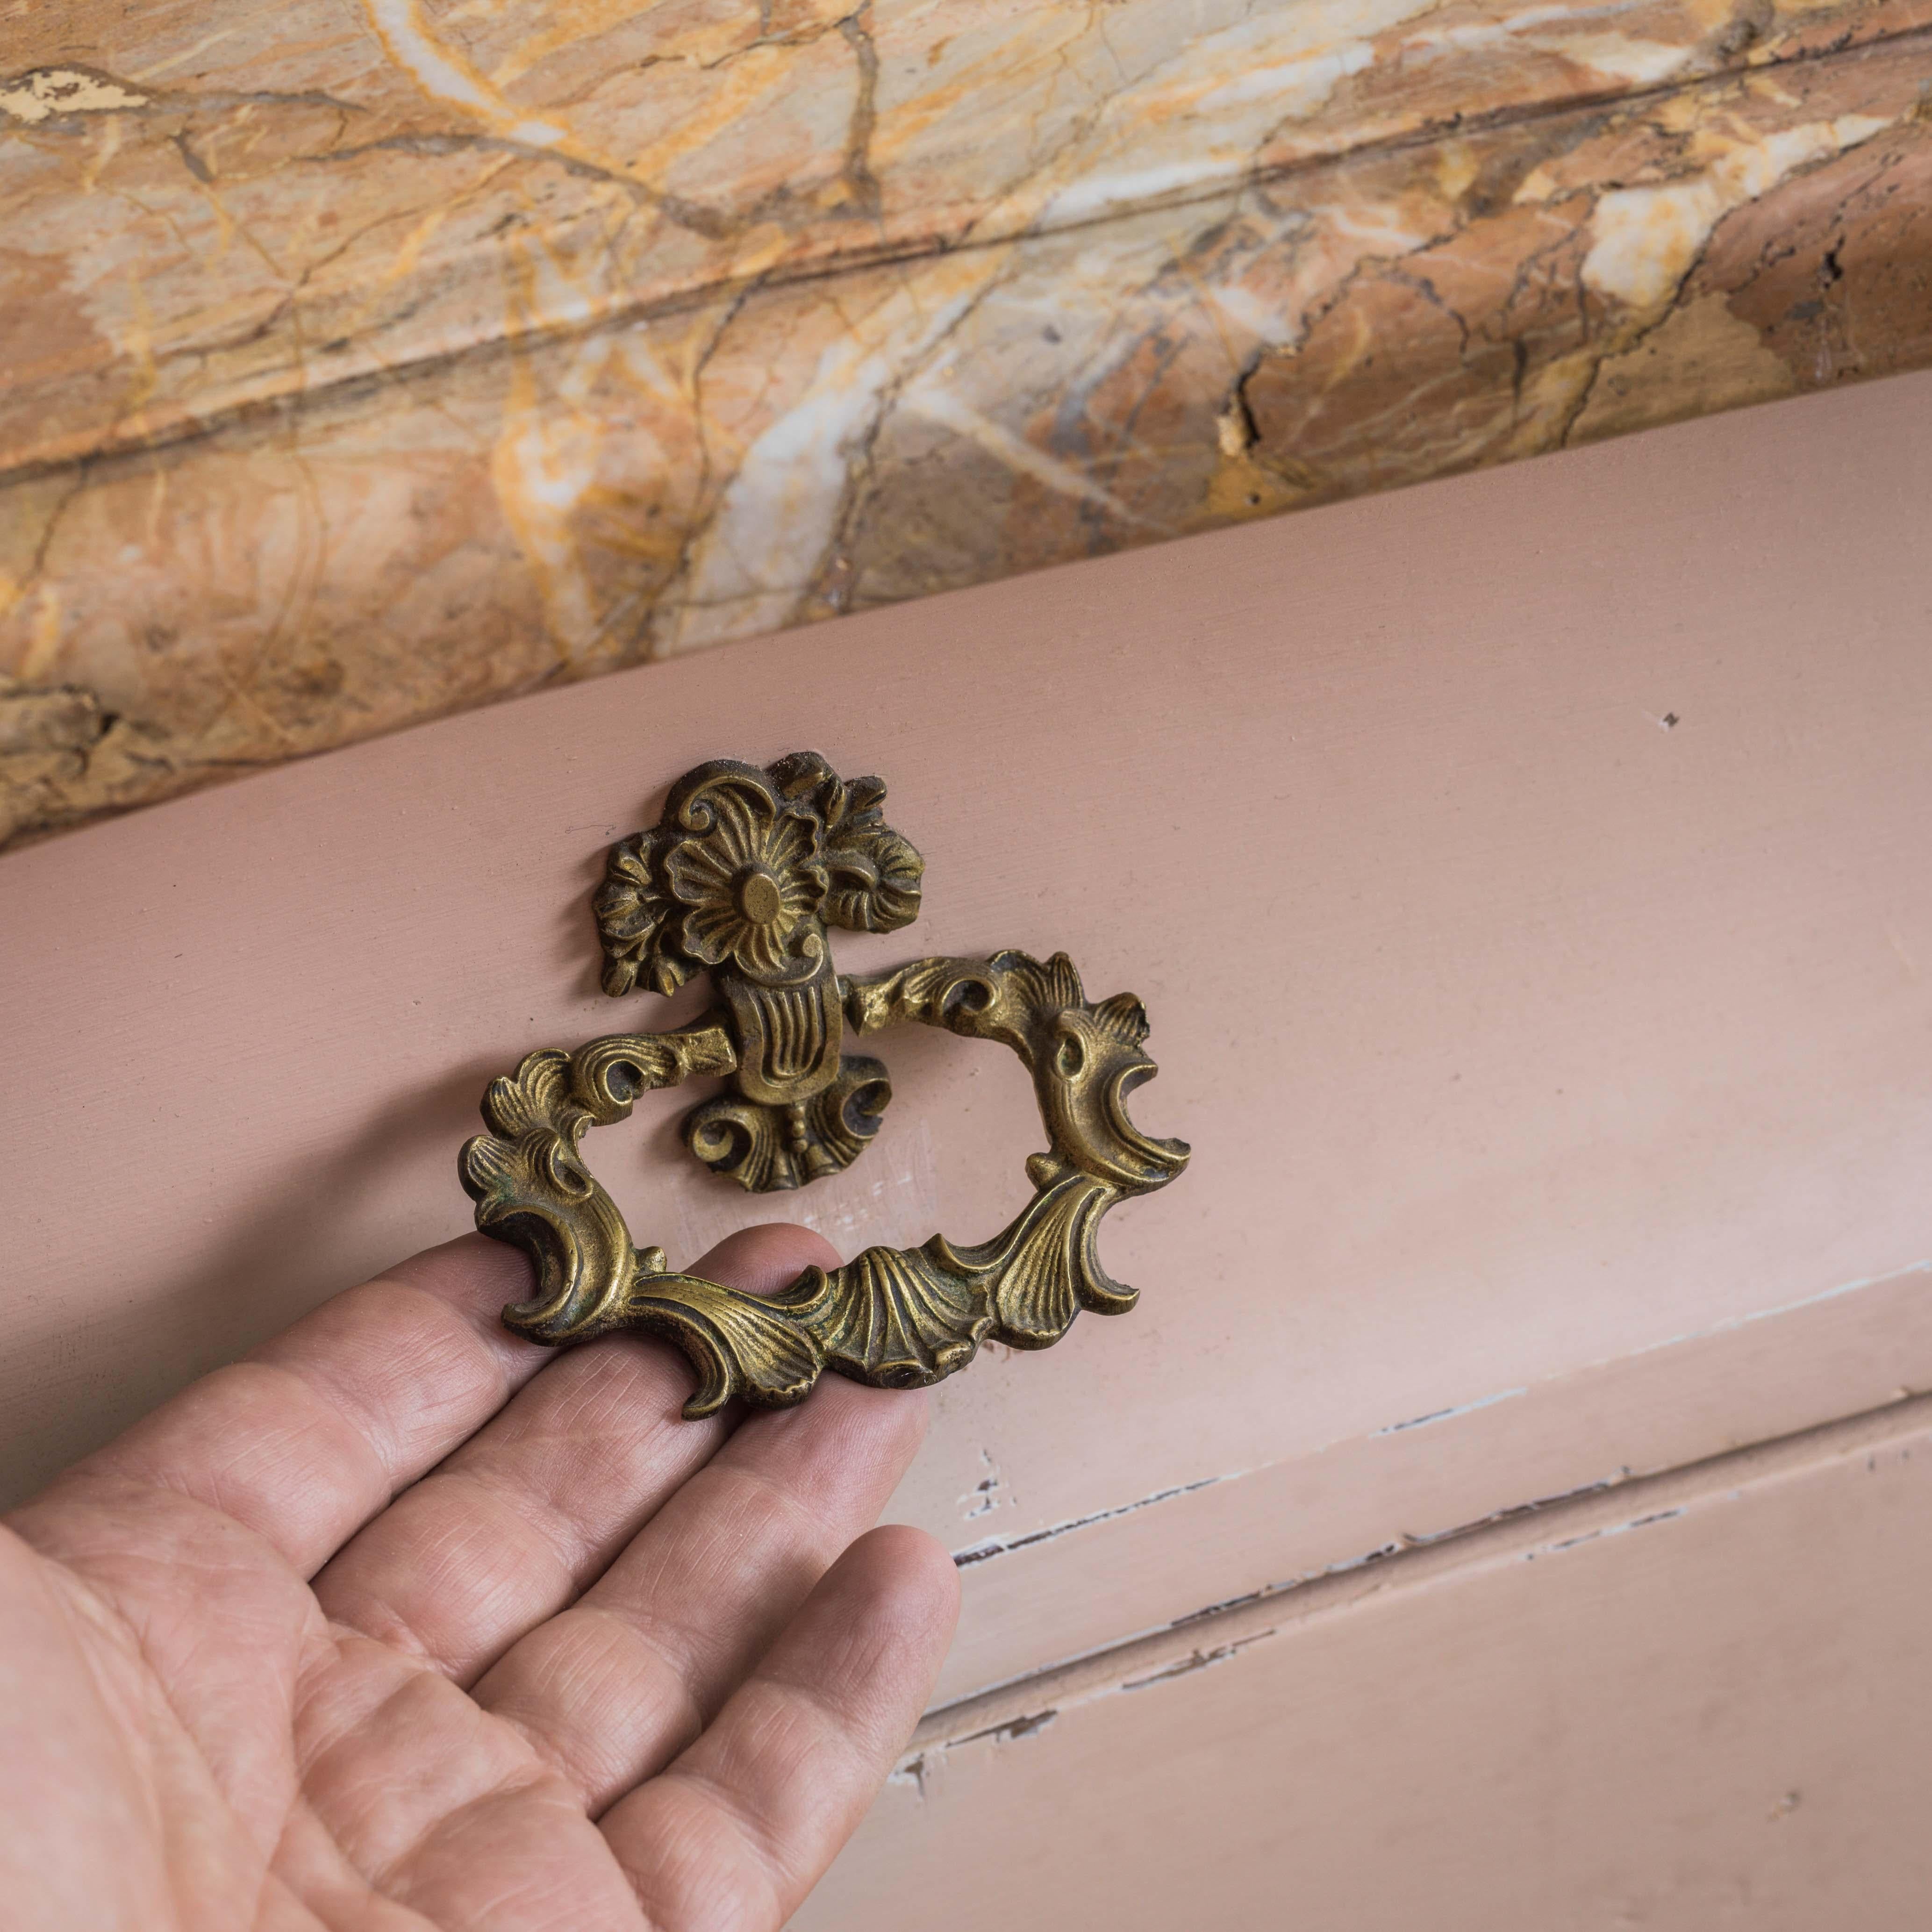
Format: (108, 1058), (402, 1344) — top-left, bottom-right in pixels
(4, 0), (1930, 843)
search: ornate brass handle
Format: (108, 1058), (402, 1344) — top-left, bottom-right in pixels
(459, 754), (1188, 1417)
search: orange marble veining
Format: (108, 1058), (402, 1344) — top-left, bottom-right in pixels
(3, 1), (1930, 841)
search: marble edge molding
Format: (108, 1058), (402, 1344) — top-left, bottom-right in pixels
(5, 8), (1932, 846)
(2, 0), (1927, 478)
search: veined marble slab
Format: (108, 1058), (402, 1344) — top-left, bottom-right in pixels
(3, 0), (1930, 840)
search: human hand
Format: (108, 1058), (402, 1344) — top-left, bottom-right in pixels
(0, 1225), (957, 1931)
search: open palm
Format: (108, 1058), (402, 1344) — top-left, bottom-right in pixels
(0, 1225), (957, 1931)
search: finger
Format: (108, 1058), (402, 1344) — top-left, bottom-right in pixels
(472, 1352), (931, 1812)
(602, 1524), (959, 1930)
(311, 1224), (833, 1684)
(18, 1236), (548, 1578)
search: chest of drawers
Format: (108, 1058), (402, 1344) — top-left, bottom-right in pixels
(9, 1), (1932, 1918)
(7, 370), (1932, 1924)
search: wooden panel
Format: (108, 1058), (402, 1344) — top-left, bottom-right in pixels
(938, 1255), (1932, 1703)
(801, 1398), (1932, 1931)
(4, 373), (1932, 1714)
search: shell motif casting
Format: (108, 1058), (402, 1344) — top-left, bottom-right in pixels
(460, 754), (1188, 1417)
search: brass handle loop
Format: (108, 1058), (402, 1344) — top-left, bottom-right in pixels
(458, 757), (1188, 1417)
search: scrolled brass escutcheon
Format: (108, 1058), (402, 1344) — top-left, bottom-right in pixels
(459, 753), (1189, 1416)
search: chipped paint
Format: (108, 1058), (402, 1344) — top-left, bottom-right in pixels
(952, 1258), (1930, 1596)
(953, 1474), (1228, 1567)
(1374, 1387), (1530, 1435)
(1537, 1506), (1687, 1556)
(1618, 1258), (1932, 1361)
(907, 1395), (1932, 1778)
(960, 1448), (1012, 1522)
(1121, 1632), (1277, 1690)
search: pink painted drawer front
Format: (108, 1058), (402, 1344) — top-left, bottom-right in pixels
(4, 371), (1932, 1924)
(808, 1399), (1932, 1932)
(802, 1400), (1932, 1932)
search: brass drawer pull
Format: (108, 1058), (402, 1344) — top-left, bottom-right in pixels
(459, 755), (1188, 1416)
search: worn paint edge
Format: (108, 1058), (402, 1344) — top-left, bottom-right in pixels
(949, 1256), (1932, 1571)
(906, 1386), (1932, 1768)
